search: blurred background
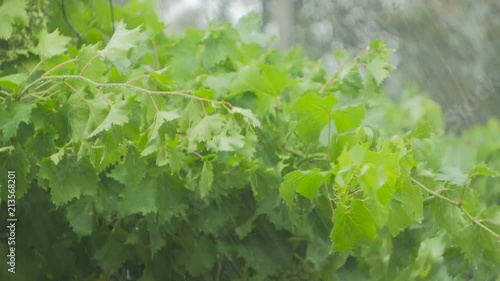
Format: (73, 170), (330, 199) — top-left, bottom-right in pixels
(154, 0), (500, 132)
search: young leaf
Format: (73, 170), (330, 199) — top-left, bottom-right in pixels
(38, 157), (99, 207)
(292, 93), (337, 142)
(0, 0), (28, 39)
(331, 199), (377, 251)
(148, 110), (180, 143)
(35, 29), (71, 59)
(279, 169), (324, 207)
(88, 100), (130, 138)
(200, 161), (214, 198)
(99, 21), (142, 67)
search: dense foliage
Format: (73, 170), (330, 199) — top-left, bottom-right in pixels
(0, 0), (499, 280)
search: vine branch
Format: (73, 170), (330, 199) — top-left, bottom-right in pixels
(411, 177), (499, 239)
(21, 74), (231, 107)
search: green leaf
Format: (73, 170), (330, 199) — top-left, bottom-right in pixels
(148, 110), (180, 142)
(109, 146), (147, 186)
(187, 114), (225, 150)
(0, 73), (28, 91)
(88, 100), (130, 138)
(149, 70), (175, 90)
(366, 57), (392, 86)
(81, 97), (109, 138)
(408, 119), (433, 139)
(93, 232), (127, 274)
(200, 161), (214, 198)
(65, 196), (95, 237)
(146, 214), (166, 258)
(176, 236), (216, 276)
(1, 101), (34, 141)
(119, 177), (158, 217)
(292, 93), (337, 142)
(230, 106), (261, 128)
(435, 166), (468, 186)
(235, 12), (266, 44)
(65, 94), (90, 142)
(231, 63), (295, 96)
(279, 169), (324, 207)
(202, 27), (238, 68)
(38, 157), (99, 207)
(0, 145), (30, 204)
(35, 29), (71, 59)
(0, 0), (28, 39)
(469, 163), (500, 178)
(210, 133), (245, 152)
(332, 104), (365, 133)
(387, 181), (423, 236)
(99, 20), (143, 67)
(331, 199), (376, 251)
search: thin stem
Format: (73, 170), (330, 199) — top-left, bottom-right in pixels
(459, 205), (499, 238)
(149, 94), (159, 112)
(192, 151), (204, 159)
(151, 37), (160, 70)
(79, 54), (100, 76)
(16, 59), (45, 96)
(33, 80), (51, 90)
(411, 176), (499, 239)
(25, 84), (58, 99)
(0, 90), (12, 97)
(319, 49), (368, 94)
(200, 100), (207, 116)
(43, 58), (77, 76)
(326, 115), (332, 164)
(323, 177), (334, 214)
(22, 75), (230, 107)
(29, 59), (45, 76)
(64, 81), (88, 103)
(126, 74), (150, 85)
(458, 183), (467, 208)
(411, 177), (457, 205)
(97, 88), (113, 106)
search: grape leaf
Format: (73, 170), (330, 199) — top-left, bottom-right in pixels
(148, 110), (180, 143)
(35, 29), (71, 59)
(200, 161), (214, 198)
(99, 20), (143, 68)
(279, 169), (324, 207)
(435, 166), (468, 186)
(292, 93), (337, 142)
(231, 63), (295, 96)
(0, 73), (28, 91)
(38, 157), (99, 207)
(0, 145), (30, 204)
(146, 214), (166, 258)
(65, 196), (95, 237)
(119, 177), (157, 217)
(366, 57), (393, 86)
(1, 101), (33, 142)
(387, 181), (423, 236)
(332, 104), (365, 133)
(230, 106), (261, 128)
(0, 0), (28, 39)
(109, 146), (147, 186)
(93, 232), (127, 274)
(88, 100), (130, 138)
(331, 200), (376, 251)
